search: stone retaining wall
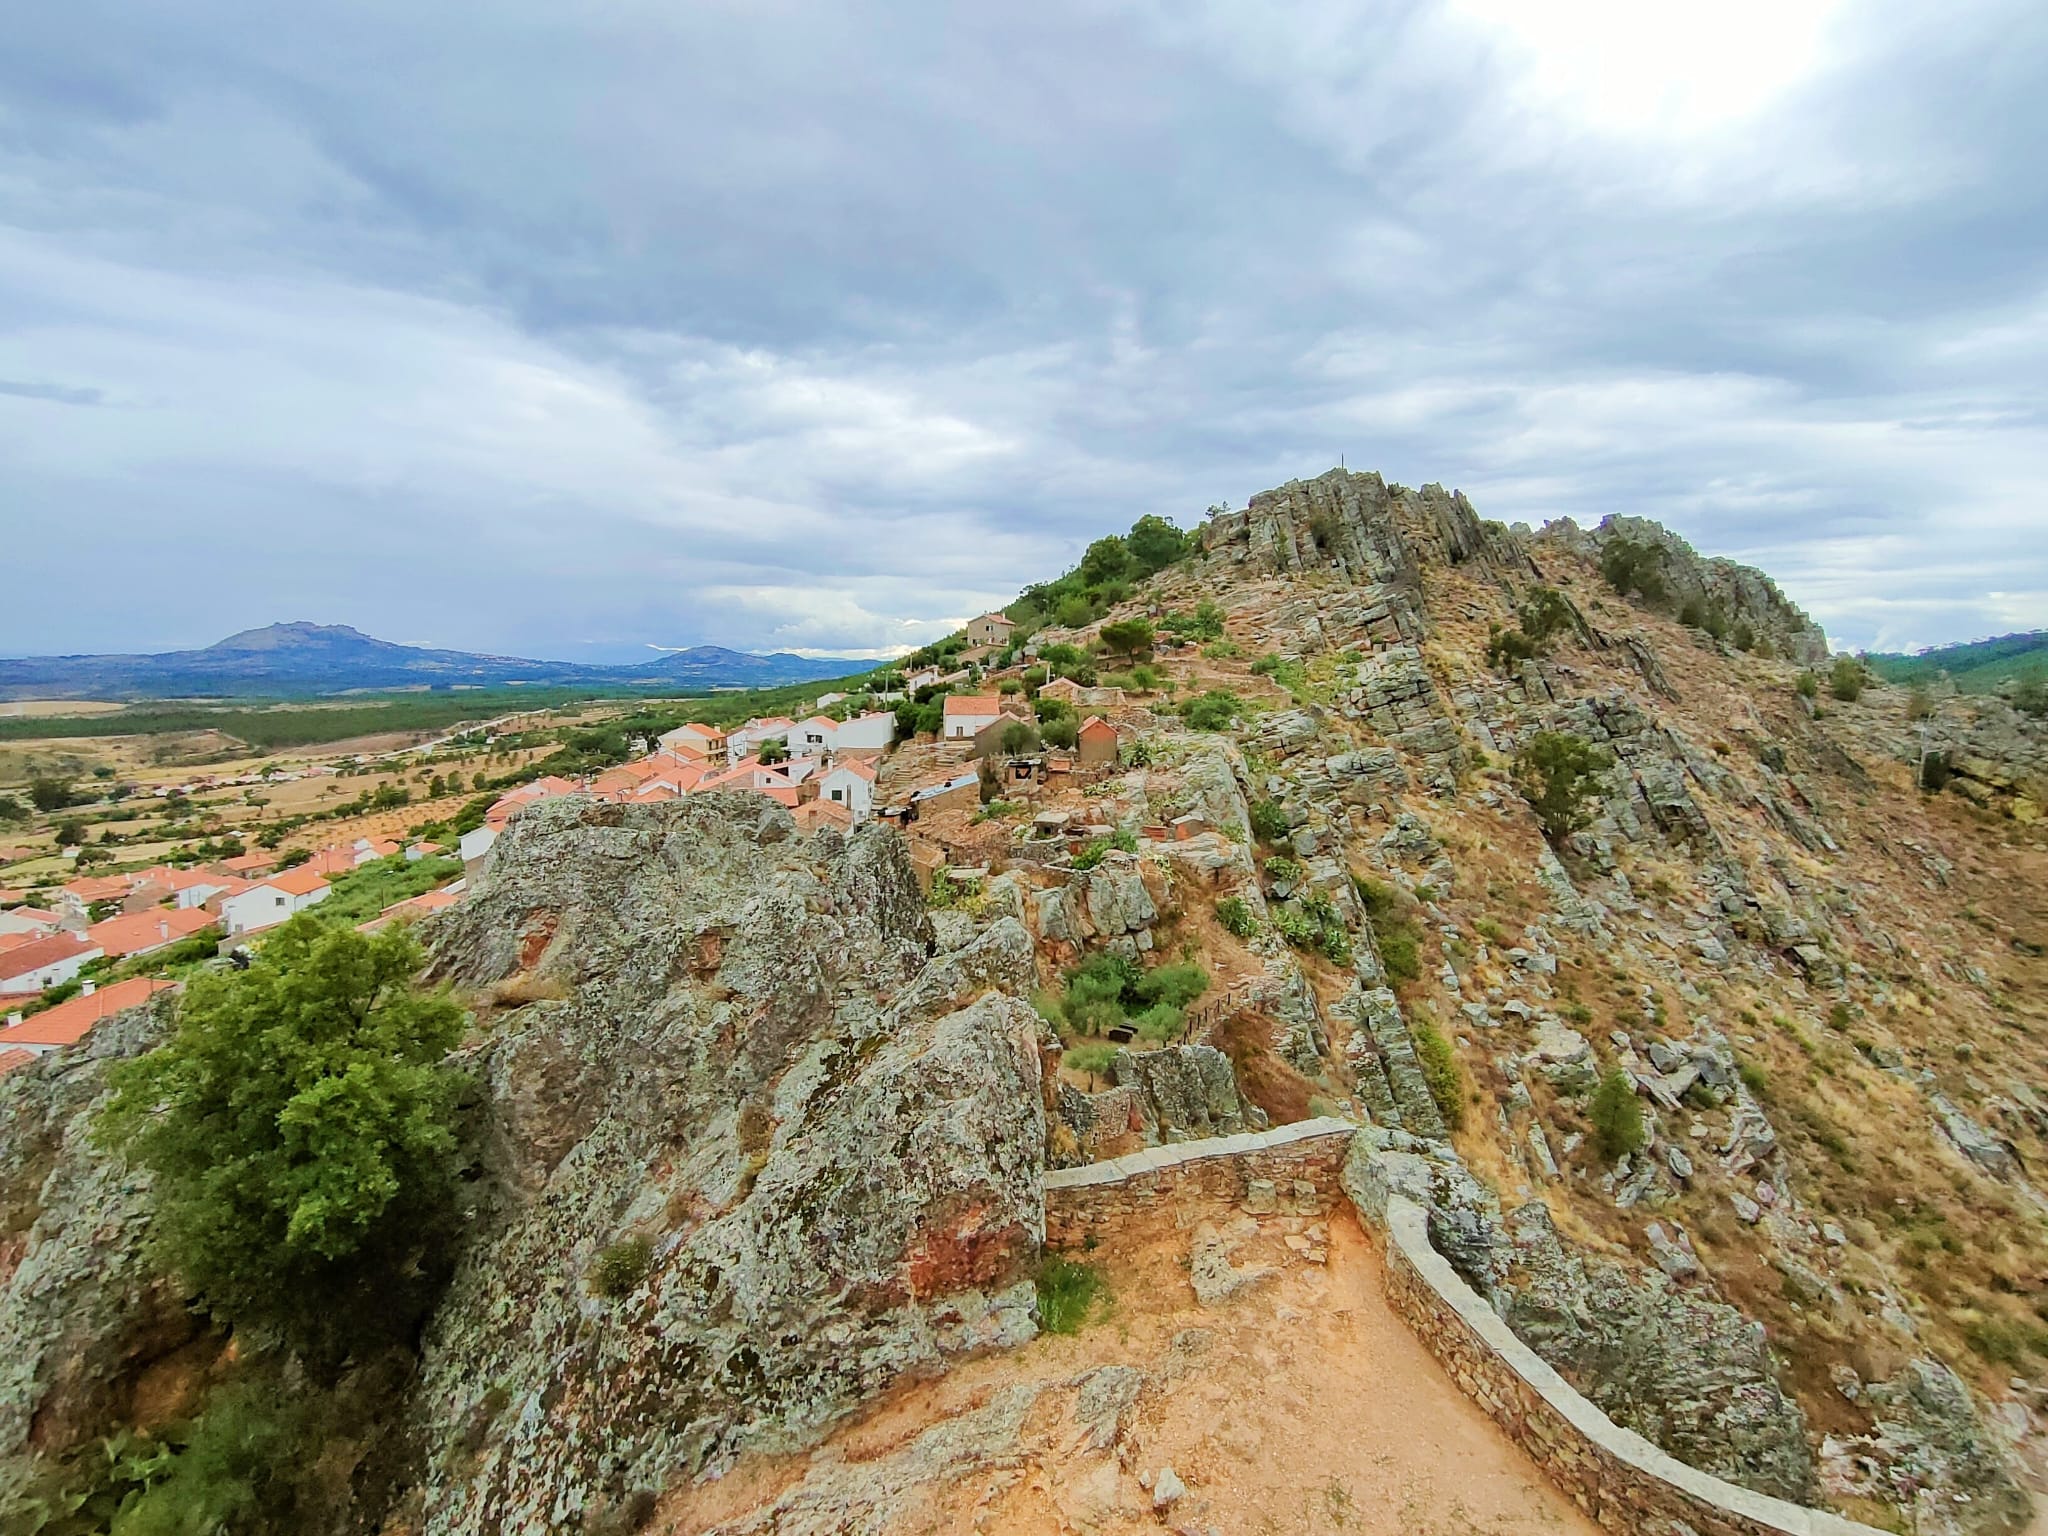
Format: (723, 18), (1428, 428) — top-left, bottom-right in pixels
(1040, 1122), (1890, 1536)
(1343, 1143), (1889, 1536)
(1043, 1117), (1352, 1247)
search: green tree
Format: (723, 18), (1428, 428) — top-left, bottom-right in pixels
(0, 793), (25, 823)
(1077, 535), (1135, 588)
(1099, 618), (1155, 663)
(1516, 587), (1575, 646)
(998, 718), (1040, 755)
(757, 736), (789, 764)
(1513, 731), (1611, 842)
(97, 918), (465, 1362)
(55, 816), (89, 847)
(1589, 1068), (1646, 1161)
(1126, 514), (1190, 574)
(1829, 654), (1864, 702)
(1040, 715), (1079, 749)
(29, 775), (78, 813)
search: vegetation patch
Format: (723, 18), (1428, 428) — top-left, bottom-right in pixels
(1035, 1255), (1109, 1334)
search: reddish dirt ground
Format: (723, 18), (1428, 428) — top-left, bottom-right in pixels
(662, 1208), (1600, 1536)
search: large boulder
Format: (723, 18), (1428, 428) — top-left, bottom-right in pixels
(1500, 1202), (1819, 1504)
(412, 796), (1048, 1535)
(0, 1001), (199, 1480)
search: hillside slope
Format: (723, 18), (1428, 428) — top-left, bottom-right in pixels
(2, 469), (2045, 1536)
(1869, 631), (2048, 695)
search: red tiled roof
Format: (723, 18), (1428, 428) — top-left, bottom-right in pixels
(0, 932), (101, 989)
(1079, 715), (1118, 737)
(943, 694), (1004, 717)
(266, 867), (331, 898)
(85, 906), (216, 959)
(0, 1048), (36, 1079)
(827, 758), (878, 781)
(61, 874), (132, 903)
(0, 977), (175, 1049)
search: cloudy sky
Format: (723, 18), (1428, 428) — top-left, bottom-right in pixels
(2, 1), (2043, 661)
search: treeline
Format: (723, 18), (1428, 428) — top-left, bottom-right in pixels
(0, 689), (612, 751)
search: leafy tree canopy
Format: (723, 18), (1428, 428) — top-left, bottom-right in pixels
(98, 918), (466, 1362)
(1513, 730), (1612, 842)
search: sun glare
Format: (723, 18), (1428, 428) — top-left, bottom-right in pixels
(1444, 0), (1853, 138)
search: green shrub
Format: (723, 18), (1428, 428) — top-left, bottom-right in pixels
(1513, 731), (1611, 842)
(1071, 827), (1136, 870)
(1262, 855), (1303, 887)
(1830, 655), (1864, 702)
(1412, 1017), (1464, 1131)
(1063, 1044), (1117, 1081)
(96, 918), (463, 1364)
(1600, 537), (1669, 606)
(1132, 1003), (1186, 1043)
(1133, 962), (1209, 1009)
(590, 1234), (654, 1298)
(1201, 639), (1243, 660)
(1355, 877), (1422, 985)
(1036, 1256), (1108, 1334)
(1214, 895), (1258, 938)
(1588, 1069), (1646, 1161)
(1248, 799), (1291, 845)
(1737, 1060), (1768, 1095)
(1485, 627), (1537, 669)
(1518, 586), (1575, 645)
(1795, 670), (1819, 699)
(1179, 689), (1243, 731)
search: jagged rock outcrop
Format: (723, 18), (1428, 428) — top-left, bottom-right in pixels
(1821, 1359), (2031, 1536)
(0, 1001), (196, 1481)
(1203, 468), (1534, 606)
(1106, 1043), (1250, 1142)
(411, 795), (1049, 1534)
(1501, 1201), (1819, 1504)
(1535, 514), (1830, 666)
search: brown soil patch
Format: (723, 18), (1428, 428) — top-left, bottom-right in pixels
(660, 1209), (1599, 1536)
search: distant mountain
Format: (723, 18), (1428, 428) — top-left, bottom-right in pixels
(1866, 630), (2048, 693)
(0, 623), (870, 700)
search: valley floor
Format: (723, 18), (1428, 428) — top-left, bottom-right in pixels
(663, 1209), (1600, 1536)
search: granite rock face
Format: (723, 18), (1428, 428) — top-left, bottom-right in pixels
(1501, 1201), (1819, 1504)
(1534, 514), (1830, 666)
(0, 1002), (192, 1479)
(413, 795), (1049, 1536)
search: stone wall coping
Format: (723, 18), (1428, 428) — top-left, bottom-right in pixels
(1375, 1185), (1889, 1536)
(1042, 1115), (1354, 1190)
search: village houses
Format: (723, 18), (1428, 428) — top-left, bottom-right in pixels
(218, 866), (332, 937)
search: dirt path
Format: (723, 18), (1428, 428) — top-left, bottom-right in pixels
(664, 1207), (1600, 1535)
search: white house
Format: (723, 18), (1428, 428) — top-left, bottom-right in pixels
(814, 691), (847, 710)
(904, 667), (943, 691)
(0, 907), (60, 940)
(941, 694), (1012, 740)
(459, 824), (499, 867)
(817, 759), (878, 822)
(727, 717), (794, 762)
(219, 867), (331, 937)
(0, 932), (103, 996)
(788, 715), (838, 759)
(831, 711), (896, 752)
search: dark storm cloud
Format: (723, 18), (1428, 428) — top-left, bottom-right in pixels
(0, 0), (2042, 659)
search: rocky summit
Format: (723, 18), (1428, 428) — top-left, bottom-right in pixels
(3, 468), (2046, 1536)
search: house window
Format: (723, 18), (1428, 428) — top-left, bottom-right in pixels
(831, 788), (843, 801)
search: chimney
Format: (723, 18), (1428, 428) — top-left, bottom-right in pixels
(80, 979), (95, 997)
(5, 1012), (20, 1028)
(159, 919), (170, 941)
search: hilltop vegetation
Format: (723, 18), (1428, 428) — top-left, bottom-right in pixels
(1867, 629), (2048, 697)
